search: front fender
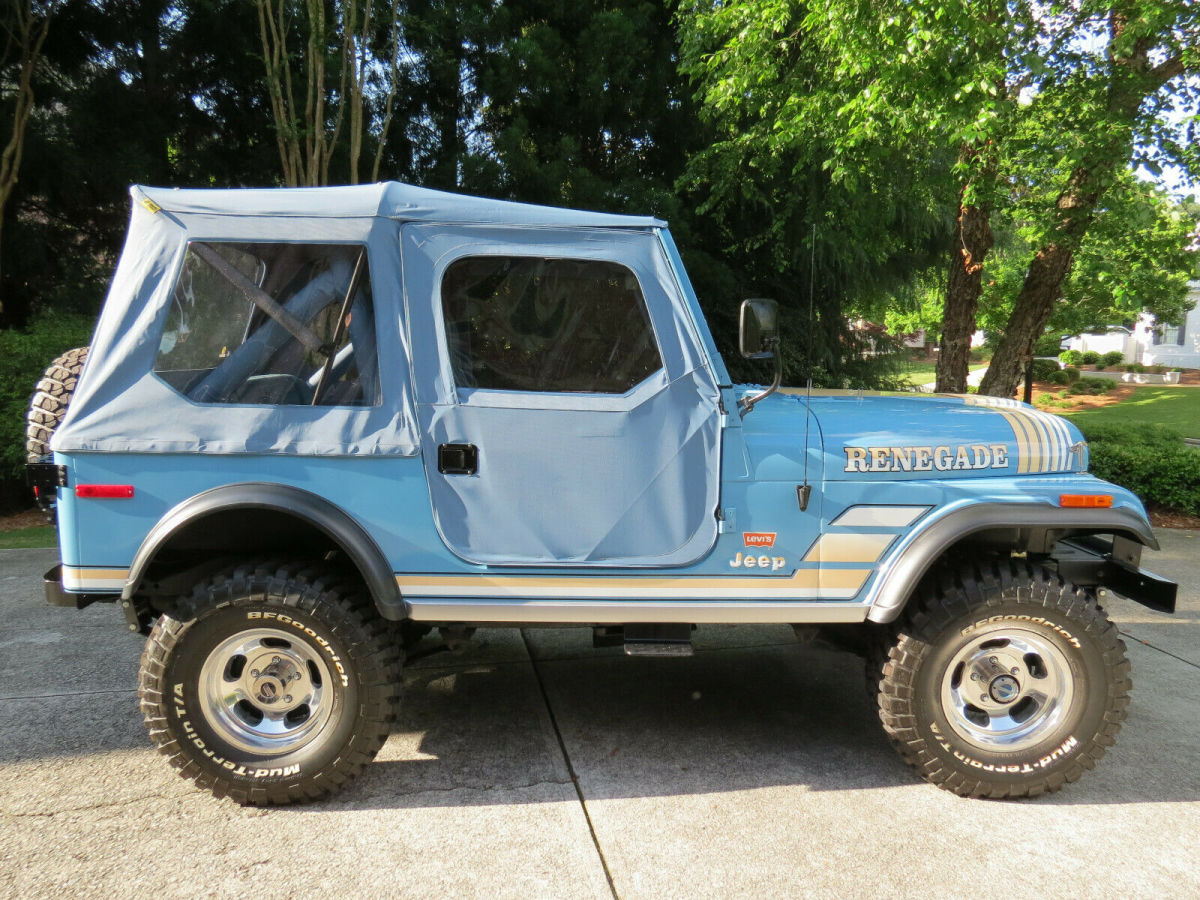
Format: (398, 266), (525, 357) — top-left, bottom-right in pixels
(866, 503), (1158, 623)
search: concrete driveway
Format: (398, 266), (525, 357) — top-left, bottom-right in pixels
(2, 531), (1198, 899)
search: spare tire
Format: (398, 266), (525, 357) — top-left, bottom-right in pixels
(26, 346), (89, 461)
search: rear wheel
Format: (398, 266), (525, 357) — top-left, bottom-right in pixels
(138, 563), (401, 805)
(875, 561), (1130, 798)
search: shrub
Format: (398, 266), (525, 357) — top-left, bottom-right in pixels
(1062, 366), (1080, 382)
(1047, 370), (1070, 385)
(1123, 363), (1145, 373)
(1081, 351), (1101, 364)
(1059, 349), (1083, 366)
(1031, 358), (1061, 381)
(1102, 350), (1126, 367)
(1068, 377), (1117, 395)
(1082, 423), (1200, 516)
(0, 313), (95, 509)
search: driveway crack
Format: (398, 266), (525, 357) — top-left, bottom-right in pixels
(521, 629), (620, 900)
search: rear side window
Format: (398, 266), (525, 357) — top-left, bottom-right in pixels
(441, 256), (662, 394)
(155, 242), (379, 406)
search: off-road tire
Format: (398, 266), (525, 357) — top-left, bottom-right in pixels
(26, 346), (88, 461)
(138, 562), (401, 805)
(875, 560), (1130, 799)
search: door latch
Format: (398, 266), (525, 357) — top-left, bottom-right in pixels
(438, 443), (478, 475)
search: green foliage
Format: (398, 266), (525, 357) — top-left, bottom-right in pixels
(0, 313), (94, 508)
(975, 177), (1199, 341)
(1030, 358), (1061, 381)
(1082, 351), (1101, 365)
(1102, 350), (1126, 367)
(1062, 365), (1081, 382)
(675, 0), (951, 388)
(1082, 423), (1200, 516)
(1059, 349), (1083, 366)
(1068, 377), (1117, 395)
(1033, 333), (1064, 356)
(1047, 370), (1070, 386)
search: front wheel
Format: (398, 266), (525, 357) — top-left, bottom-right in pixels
(138, 564), (401, 805)
(876, 562), (1130, 798)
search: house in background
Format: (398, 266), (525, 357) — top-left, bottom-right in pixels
(1063, 279), (1200, 367)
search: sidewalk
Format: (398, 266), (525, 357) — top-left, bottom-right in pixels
(2, 533), (1198, 898)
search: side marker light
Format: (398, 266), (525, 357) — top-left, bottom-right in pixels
(75, 484), (135, 499)
(1059, 494), (1112, 508)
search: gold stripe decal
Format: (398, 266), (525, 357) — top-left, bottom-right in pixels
(962, 394), (1071, 474)
(831, 506), (928, 528)
(396, 568), (872, 601)
(62, 566), (129, 590)
(805, 533), (896, 564)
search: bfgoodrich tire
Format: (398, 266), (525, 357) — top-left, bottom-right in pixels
(875, 561), (1130, 799)
(138, 563), (401, 805)
(26, 346), (88, 461)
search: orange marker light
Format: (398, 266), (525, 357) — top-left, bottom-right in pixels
(1059, 494), (1112, 508)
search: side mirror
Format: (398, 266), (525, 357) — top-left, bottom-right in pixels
(740, 298), (779, 359)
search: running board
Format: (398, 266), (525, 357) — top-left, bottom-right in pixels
(622, 624), (694, 657)
(404, 597), (870, 625)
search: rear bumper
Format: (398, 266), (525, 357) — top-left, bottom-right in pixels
(43, 565), (108, 610)
(1054, 536), (1177, 614)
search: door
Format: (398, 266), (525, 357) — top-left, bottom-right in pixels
(402, 224), (722, 567)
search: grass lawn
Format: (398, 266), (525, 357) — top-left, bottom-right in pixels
(897, 361), (988, 387)
(1060, 386), (1200, 437)
(0, 525), (55, 549)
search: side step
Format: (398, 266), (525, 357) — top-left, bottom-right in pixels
(594, 624), (695, 657)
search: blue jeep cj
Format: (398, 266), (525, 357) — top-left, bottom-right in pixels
(26, 183), (1176, 804)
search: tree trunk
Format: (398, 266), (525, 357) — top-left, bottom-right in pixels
(0, 0), (52, 308)
(935, 197), (993, 393)
(978, 242), (1075, 396)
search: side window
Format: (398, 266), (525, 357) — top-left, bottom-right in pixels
(155, 242), (379, 407)
(441, 256), (663, 394)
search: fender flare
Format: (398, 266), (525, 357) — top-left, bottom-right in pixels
(866, 503), (1158, 624)
(122, 482), (406, 619)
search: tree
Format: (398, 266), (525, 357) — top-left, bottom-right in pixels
(976, 176), (1198, 339)
(676, 0), (949, 385)
(256, 0), (408, 186)
(978, 2), (1199, 396)
(0, 0), (54, 307)
(745, 1), (1198, 396)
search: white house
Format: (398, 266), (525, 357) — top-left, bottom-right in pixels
(1064, 279), (1200, 367)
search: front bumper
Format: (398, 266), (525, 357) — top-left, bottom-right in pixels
(1054, 535), (1177, 613)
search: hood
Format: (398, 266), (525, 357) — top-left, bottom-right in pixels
(747, 388), (1086, 481)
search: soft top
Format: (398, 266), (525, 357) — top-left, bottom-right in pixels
(136, 182), (666, 229)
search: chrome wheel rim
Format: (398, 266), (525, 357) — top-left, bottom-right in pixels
(198, 627), (334, 756)
(940, 627), (1075, 752)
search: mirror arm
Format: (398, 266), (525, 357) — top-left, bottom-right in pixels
(739, 340), (781, 416)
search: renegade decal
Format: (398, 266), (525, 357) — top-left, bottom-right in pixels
(844, 443), (1009, 473)
(729, 553), (786, 570)
(743, 532), (776, 547)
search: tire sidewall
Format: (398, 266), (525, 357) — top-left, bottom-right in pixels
(910, 599), (1111, 784)
(161, 601), (361, 787)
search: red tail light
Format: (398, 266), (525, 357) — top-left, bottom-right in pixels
(75, 484), (135, 499)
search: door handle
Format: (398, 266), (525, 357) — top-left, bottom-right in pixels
(438, 443), (478, 475)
